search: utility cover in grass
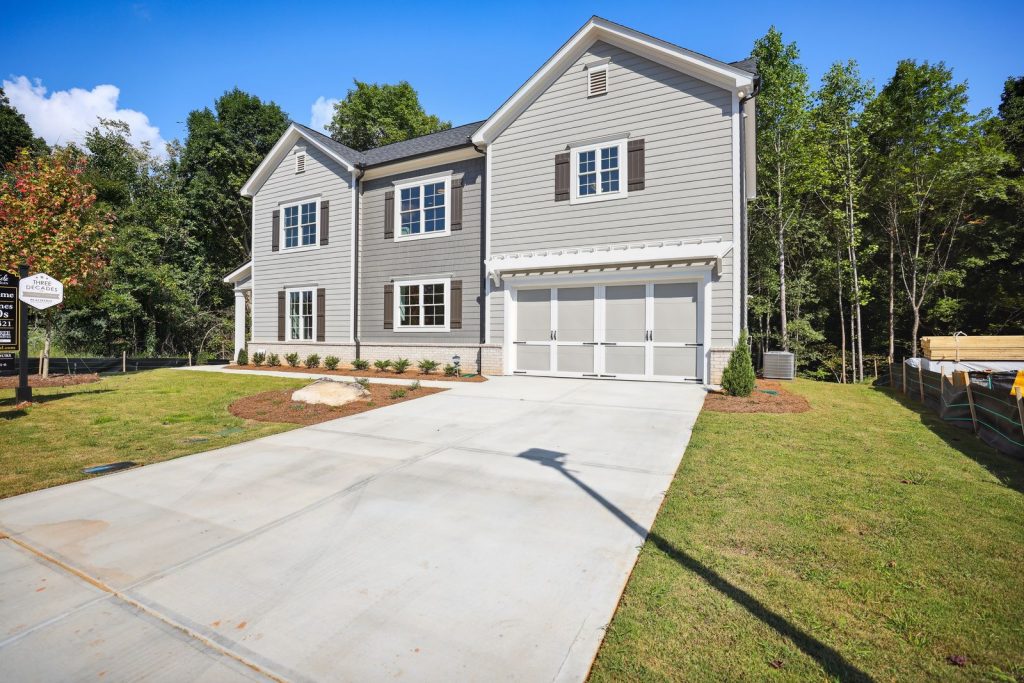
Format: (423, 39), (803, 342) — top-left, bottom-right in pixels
(291, 379), (369, 407)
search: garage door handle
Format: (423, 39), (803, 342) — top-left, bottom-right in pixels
(602, 342), (617, 346)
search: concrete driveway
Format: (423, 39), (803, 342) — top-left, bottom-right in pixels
(0, 376), (704, 682)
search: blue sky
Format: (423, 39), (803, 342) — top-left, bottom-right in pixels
(3, 0), (1022, 152)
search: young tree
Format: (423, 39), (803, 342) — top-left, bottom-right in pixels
(867, 61), (1010, 356)
(0, 148), (110, 374)
(0, 88), (47, 167)
(327, 80), (451, 151)
(722, 330), (757, 396)
(751, 28), (813, 351)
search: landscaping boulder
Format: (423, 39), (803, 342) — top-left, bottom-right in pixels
(291, 379), (369, 407)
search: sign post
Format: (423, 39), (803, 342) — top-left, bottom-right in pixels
(0, 269), (18, 386)
(15, 265), (31, 403)
(16, 271), (64, 398)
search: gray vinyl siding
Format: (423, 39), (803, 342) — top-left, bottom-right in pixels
(251, 143), (353, 342)
(489, 40), (737, 346)
(359, 157), (485, 343)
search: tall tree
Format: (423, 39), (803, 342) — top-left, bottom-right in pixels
(750, 27), (813, 351)
(0, 87), (46, 166)
(327, 80), (451, 151)
(867, 61), (1010, 356)
(177, 88), (289, 274)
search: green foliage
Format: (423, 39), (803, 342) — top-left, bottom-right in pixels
(351, 358), (370, 370)
(392, 358), (411, 374)
(326, 80), (451, 151)
(236, 348), (248, 365)
(721, 331), (757, 397)
(251, 351), (266, 366)
(443, 363), (459, 377)
(354, 377), (370, 391)
(389, 388), (407, 399)
(304, 353), (320, 369)
(408, 380), (421, 391)
(284, 352), (300, 367)
(417, 359), (439, 374)
(266, 353), (281, 367)
(323, 355), (340, 370)
(0, 87), (47, 167)
(373, 359), (392, 372)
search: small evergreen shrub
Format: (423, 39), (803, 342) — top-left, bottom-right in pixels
(351, 358), (370, 370)
(392, 358), (411, 374)
(354, 377), (370, 391)
(285, 352), (300, 367)
(305, 354), (320, 369)
(251, 351), (266, 366)
(443, 363), (459, 377)
(408, 380), (421, 391)
(324, 355), (340, 370)
(267, 353), (281, 367)
(373, 359), (392, 372)
(721, 330), (756, 397)
(236, 348), (248, 366)
(389, 388), (407, 399)
(417, 359), (439, 374)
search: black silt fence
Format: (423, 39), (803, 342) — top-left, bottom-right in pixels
(884, 362), (1024, 459)
(1, 357), (228, 376)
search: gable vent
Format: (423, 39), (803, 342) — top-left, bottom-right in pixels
(295, 152), (306, 174)
(588, 67), (608, 97)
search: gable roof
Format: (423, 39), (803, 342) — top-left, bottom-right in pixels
(472, 16), (756, 146)
(358, 121), (483, 166)
(240, 123), (360, 197)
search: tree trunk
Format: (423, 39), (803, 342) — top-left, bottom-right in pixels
(850, 306), (857, 383)
(910, 307), (921, 359)
(836, 246), (847, 383)
(888, 231), (895, 362)
(42, 316), (52, 379)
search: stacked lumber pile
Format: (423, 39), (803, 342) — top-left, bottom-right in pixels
(921, 336), (1024, 361)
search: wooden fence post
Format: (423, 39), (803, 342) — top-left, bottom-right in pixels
(874, 358), (878, 379)
(917, 363), (925, 402)
(122, 351), (126, 373)
(188, 352), (192, 367)
(1015, 386), (1023, 437)
(962, 371), (978, 434)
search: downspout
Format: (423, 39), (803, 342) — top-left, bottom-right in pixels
(353, 163), (365, 358)
(738, 76), (760, 335)
(472, 141), (487, 348)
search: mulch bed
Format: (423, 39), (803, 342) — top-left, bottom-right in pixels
(228, 382), (445, 426)
(0, 373), (101, 390)
(703, 379), (810, 414)
(226, 364), (486, 382)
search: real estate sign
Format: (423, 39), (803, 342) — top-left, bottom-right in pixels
(0, 270), (19, 373)
(19, 273), (64, 310)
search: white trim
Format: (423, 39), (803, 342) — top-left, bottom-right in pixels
(240, 124), (356, 197)
(472, 17), (754, 146)
(569, 138), (628, 205)
(284, 287), (317, 342)
(349, 170), (358, 344)
(586, 61), (609, 97)
(484, 146), (493, 345)
(393, 175), (451, 242)
(223, 260), (252, 284)
(731, 91), (741, 344)
(279, 197), (320, 251)
(393, 277), (451, 333)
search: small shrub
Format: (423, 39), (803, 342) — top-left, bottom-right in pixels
(373, 359), (392, 372)
(351, 358), (370, 370)
(408, 380), (421, 391)
(285, 352), (300, 367)
(389, 388), (407, 399)
(305, 354), (321, 369)
(443, 363), (459, 377)
(721, 330), (756, 397)
(251, 351), (266, 366)
(392, 358), (411, 374)
(267, 353), (281, 367)
(236, 348), (248, 366)
(324, 355), (340, 370)
(354, 377), (370, 391)
(417, 359), (439, 374)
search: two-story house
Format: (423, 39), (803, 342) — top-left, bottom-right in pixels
(225, 16), (758, 384)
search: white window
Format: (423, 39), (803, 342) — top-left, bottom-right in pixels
(281, 199), (319, 249)
(395, 278), (449, 331)
(393, 175), (450, 241)
(287, 288), (315, 341)
(571, 139), (628, 204)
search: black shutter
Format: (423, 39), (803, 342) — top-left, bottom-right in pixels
(384, 190), (394, 239)
(554, 152), (570, 201)
(277, 291), (286, 341)
(272, 210), (280, 251)
(450, 177), (463, 231)
(320, 200), (330, 245)
(383, 283), (394, 329)
(627, 139), (646, 191)
(316, 288), (326, 341)
(450, 280), (462, 330)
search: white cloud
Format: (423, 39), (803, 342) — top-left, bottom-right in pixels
(2, 76), (166, 155)
(310, 96), (338, 132)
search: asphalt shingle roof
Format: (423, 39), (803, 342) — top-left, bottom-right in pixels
(291, 120), (483, 169)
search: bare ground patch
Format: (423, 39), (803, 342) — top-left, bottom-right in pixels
(228, 382), (446, 425)
(226, 364), (486, 382)
(703, 379), (810, 414)
(0, 373), (101, 390)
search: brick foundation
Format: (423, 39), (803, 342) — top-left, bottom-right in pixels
(709, 346), (734, 385)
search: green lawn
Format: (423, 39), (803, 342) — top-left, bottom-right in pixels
(591, 380), (1024, 682)
(0, 369), (307, 499)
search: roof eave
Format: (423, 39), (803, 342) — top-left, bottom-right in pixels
(240, 125), (358, 197)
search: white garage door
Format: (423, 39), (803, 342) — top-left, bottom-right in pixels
(513, 282), (702, 381)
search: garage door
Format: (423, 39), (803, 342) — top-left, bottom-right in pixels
(513, 282), (702, 381)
